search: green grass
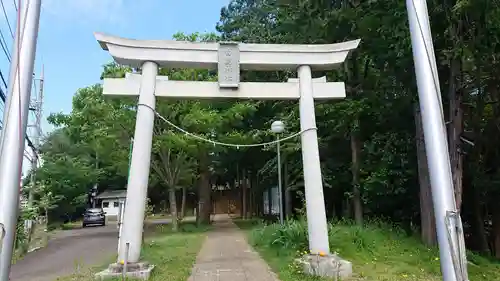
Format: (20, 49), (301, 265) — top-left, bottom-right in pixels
(61, 221), (83, 230)
(140, 223), (208, 281)
(146, 213), (171, 220)
(12, 223), (49, 265)
(56, 222), (209, 281)
(234, 218), (500, 281)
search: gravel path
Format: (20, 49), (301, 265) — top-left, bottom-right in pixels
(9, 225), (118, 281)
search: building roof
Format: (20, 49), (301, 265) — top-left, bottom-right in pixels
(96, 189), (127, 199)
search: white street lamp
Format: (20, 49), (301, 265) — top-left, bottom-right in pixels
(271, 120), (285, 134)
(271, 120), (285, 224)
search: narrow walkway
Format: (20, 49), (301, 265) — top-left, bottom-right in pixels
(188, 214), (280, 281)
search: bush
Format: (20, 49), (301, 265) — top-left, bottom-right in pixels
(250, 219), (309, 251)
(245, 218), (500, 281)
(15, 207), (37, 249)
(145, 198), (154, 218)
(249, 218), (410, 255)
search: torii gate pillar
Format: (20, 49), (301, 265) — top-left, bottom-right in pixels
(95, 32), (360, 279)
(117, 61), (157, 264)
(297, 65), (330, 253)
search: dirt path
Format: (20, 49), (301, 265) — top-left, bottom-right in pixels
(9, 225), (118, 281)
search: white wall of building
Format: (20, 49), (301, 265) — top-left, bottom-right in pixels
(101, 197), (126, 216)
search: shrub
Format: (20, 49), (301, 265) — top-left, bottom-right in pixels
(244, 217), (500, 281)
(250, 218), (308, 252)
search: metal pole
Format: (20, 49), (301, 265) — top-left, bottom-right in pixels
(0, 1), (42, 280)
(92, 151), (98, 208)
(406, 1), (467, 281)
(118, 61), (158, 264)
(122, 242), (130, 279)
(28, 152), (36, 206)
(276, 135), (284, 224)
(28, 66), (43, 207)
(92, 184), (97, 208)
(297, 65), (330, 255)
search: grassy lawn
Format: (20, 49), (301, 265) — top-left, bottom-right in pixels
(57, 222), (209, 281)
(234, 218), (500, 281)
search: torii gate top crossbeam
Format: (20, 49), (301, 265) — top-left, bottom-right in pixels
(94, 32), (360, 71)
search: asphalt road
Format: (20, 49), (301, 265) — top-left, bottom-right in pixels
(9, 224), (118, 281)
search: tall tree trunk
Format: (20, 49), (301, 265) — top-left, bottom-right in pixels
(343, 197), (351, 219)
(350, 131), (363, 225)
(467, 73), (488, 253)
(492, 202), (500, 258)
(237, 165), (243, 218)
(284, 157), (292, 219)
(197, 150), (211, 225)
(253, 173), (261, 216)
(180, 186), (187, 220)
(169, 188), (178, 231)
(248, 171), (253, 218)
(470, 185), (489, 254)
(448, 59), (464, 210)
(414, 105), (437, 246)
(242, 170), (248, 219)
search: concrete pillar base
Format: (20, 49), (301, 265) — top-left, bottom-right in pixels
(297, 254), (352, 279)
(95, 262), (155, 280)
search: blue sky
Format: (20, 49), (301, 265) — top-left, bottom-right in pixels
(0, 0), (230, 175)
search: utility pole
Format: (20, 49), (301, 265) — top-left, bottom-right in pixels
(0, 1), (42, 280)
(406, 1), (468, 281)
(28, 66), (44, 207)
(92, 149), (99, 208)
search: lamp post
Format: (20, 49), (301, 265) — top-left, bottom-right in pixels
(271, 120), (285, 224)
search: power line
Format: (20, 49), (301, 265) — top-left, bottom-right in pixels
(0, 0), (12, 105)
(0, 0), (13, 62)
(0, 0), (14, 38)
(0, 32), (10, 61)
(0, 85), (36, 154)
(0, 0), (37, 155)
(0, 87), (5, 102)
(0, 70), (7, 89)
(0, 0), (12, 118)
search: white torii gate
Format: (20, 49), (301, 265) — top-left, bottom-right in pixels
(95, 32), (359, 277)
(0, 0), (469, 280)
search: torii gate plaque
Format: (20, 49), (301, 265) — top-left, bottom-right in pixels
(94, 32), (359, 279)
